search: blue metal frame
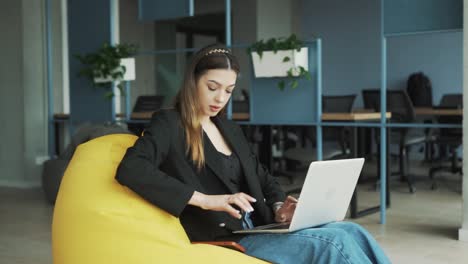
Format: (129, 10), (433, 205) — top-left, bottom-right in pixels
(189, 0), (194, 16)
(385, 28), (462, 37)
(110, 0), (117, 122)
(45, 0), (54, 157)
(138, 0), (142, 20)
(379, 36), (387, 224)
(225, 0), (232, 120)
(137, 43), (252, 56)
(315, 39), (323, 161)
(125, 81), (131, 120)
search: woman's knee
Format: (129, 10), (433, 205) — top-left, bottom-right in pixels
(328, 221), (368, 235)
(299, 226), (353, 244)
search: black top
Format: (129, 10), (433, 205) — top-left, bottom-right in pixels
(218, 151), (244, 193)
(204, 130), (247, 193)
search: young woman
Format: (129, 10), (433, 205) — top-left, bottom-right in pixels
(116, 44), (391, 264)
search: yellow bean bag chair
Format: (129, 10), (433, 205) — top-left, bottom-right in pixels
(52, 134), (267, 264)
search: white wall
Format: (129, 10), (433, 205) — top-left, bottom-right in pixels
(0, 1), (25, 186)
(0, 0), (48, 187)
(21, 0), (48, 186)
(51, 0), (65, 114)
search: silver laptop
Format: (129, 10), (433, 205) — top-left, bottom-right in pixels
(233, 158), (365, 234)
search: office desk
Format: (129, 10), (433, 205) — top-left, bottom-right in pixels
(128, 111), (250, 120)
(414, 107), (463, 116)
(322, 112), (391, 121)
(52, 112), (250, 156)
(322, 112), (391, 218)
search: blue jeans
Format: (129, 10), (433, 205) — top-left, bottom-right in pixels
(238, 221), (391, 264)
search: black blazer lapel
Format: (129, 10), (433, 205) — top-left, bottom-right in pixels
(203, 132), (237, 194)
(212, 117), (264, 197)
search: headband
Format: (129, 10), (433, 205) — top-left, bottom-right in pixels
(204, 48), (230, 56)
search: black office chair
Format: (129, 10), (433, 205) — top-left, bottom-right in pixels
(406, 72), (433, 107)
(127, 95), (165, 135)
(322, 95), (357, 156)
(406, 72), (435, 161)
(280, 95), (356, 192)
(132, 95), (165, 113)
(362, 89), (427, 193)
(429, 94), (463, 190)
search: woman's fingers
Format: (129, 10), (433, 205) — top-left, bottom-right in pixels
(241, 192), (257, 203)
(229, 194), (254, 212)
(224, 204), (242, 219)
(286, 195), (298, 203)
(200, 193), (256, 219)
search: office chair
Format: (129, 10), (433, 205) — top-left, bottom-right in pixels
(132, 95), (165, 112)
(429, 94), (463, 190)
(362, 89), (427, 193)
(406, 72), (433, 107)
(406, 72), (435, 161)
(127, 95), (165, 135)
(279, 95), (356, 193)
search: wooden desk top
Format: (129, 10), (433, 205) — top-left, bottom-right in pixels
(130, 111), (251, 120)
(55, 112), (393, 122)
(53, 112), (251, 121)
(414, 107), (463, 116)
(322, 112), (391, 121)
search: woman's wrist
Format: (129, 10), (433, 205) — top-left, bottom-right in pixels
(188, 191), (206, 208)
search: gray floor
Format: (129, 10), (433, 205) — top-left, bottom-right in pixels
(0, 160), (467, 263)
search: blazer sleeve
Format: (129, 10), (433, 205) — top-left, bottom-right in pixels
(235, 124), (286, 206)
(115, 112), (195, 217)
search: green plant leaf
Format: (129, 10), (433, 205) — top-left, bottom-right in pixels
(104, 91), (114, 99)
(291, 80), (299, 89)
(75, 42), (138, 98)
(248, 34), (309, 91)
(278, 80), (285, 91)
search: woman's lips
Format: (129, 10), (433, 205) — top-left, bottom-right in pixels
(210, 105), (221, 111)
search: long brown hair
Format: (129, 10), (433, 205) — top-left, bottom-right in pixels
(174, 44), (240, 169)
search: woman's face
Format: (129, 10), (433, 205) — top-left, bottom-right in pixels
(197, 69), (237, 118)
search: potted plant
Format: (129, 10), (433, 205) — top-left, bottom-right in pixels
(76, 43), (138, 98)
(248, 34), (311, 90)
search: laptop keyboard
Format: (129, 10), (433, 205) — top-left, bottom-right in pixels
(251, 222), (291, 230)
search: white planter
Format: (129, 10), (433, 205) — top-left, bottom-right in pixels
(94, 57), (136, 83)
(251, 48), (308, 78)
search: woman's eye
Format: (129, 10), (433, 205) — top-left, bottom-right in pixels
(208, 86), (216, 91)
(226, 90), (233, 94)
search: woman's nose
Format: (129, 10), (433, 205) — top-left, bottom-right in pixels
(215, 91), (225, 102)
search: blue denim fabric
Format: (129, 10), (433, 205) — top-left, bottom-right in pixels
(242, 212), (255, 229)
(238, 221), (391, 264)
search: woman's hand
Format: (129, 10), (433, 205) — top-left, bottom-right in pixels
(189, 191), (256, 219)
(274, 196), (298, 223)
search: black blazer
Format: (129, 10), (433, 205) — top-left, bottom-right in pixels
(116, 109), (286, 241)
